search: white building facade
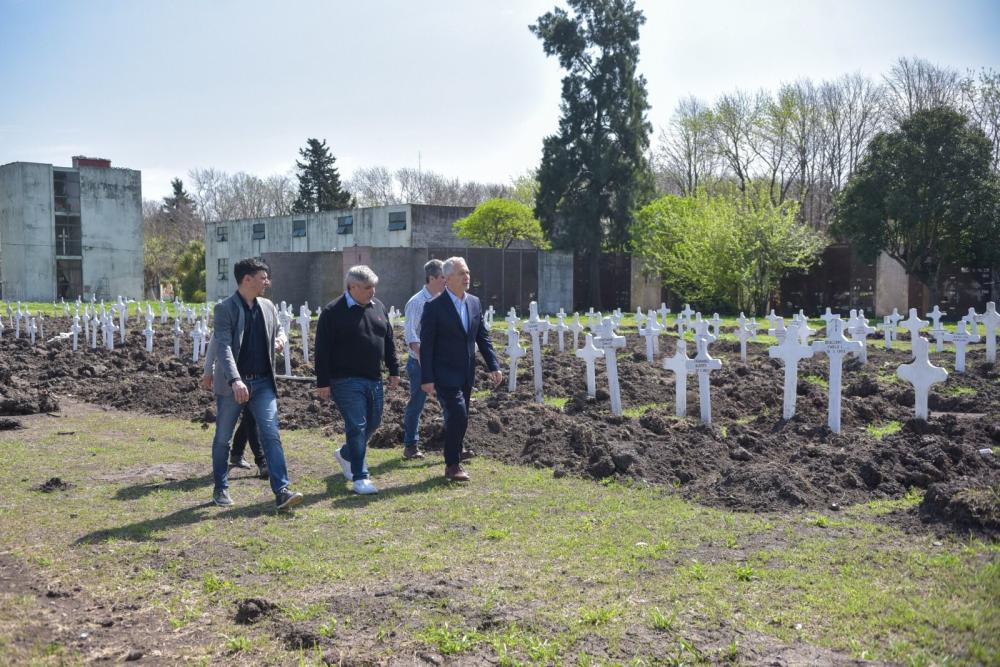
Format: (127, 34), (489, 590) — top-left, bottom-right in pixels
(0, 157), (142, 301)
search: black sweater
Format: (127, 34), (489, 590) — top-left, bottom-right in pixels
(314, 294), (399, 387)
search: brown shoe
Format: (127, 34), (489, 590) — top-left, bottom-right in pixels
(460, 448), (476, 461)
(403, 446), (425, 460)
(444, 464), (470, 482)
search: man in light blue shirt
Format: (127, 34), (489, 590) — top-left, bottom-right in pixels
(401, 259), (446, 458)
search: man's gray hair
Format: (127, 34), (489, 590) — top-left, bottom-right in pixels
(345, 265), (379, 288)
(424, 259), (444, 283)
(441, 257), (468, 277)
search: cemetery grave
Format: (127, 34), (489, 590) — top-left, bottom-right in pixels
(2, 303), (998, 535)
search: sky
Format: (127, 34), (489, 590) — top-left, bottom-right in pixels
(1, 0), (999, 202)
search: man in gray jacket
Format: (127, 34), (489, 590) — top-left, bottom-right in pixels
(200, 257), (303, 510)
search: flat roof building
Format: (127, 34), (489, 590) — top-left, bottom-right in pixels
(0, 157), (142, 301)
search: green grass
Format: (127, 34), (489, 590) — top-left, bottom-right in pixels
(622, 402), (667, 418)
(940, 385), (976, 397)
(0, 410), (996, 664)
(866, 420), (903, 440)
(543, 396), (569, 410)
(802, 374), (828, 389)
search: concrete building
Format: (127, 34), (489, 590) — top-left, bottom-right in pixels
(0, 157), (142, 301)
(205, 204), (575, 314)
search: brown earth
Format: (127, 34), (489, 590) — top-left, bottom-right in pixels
(2, 317), (998, 535)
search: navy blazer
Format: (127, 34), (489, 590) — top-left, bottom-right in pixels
(419, 290), (499, 388)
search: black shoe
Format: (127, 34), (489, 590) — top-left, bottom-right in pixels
(257, 464), (269, 480)
(229, 456), (252, 470)
(276, 488), (303, 510)
(460, 448), (475, 461)
(213, 489), (233, 506)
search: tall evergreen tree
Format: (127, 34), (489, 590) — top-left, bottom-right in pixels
(293, 138), (354, 213)
(531, 0), (654, 304)
(162, 178), (195, 214)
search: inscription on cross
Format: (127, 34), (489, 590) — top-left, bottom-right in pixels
(811, 316), (863, 433)
(685, 337), (722, 425)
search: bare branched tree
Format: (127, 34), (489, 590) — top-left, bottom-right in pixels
(884, 56), (962, 123)
(188, 168), (296, 222)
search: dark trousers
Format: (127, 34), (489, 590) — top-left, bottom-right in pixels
(435, 383), (471, 466)
(231, 407), (264, 465)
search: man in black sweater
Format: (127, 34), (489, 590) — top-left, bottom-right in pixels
(314, 265), (400, 494)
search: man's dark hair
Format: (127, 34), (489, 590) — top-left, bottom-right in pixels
(424, 259), (444, 283)
(234, 257), (270, 284)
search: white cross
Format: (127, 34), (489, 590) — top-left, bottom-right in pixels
(484, 305), (495, 328)
(900, 308), (928, 353)
(297, 307), (312, 364)
(70, 316), (80, 352)
(635, 307), (647, 328)
(191, 324), (203, 363)
(568, 314), (585, 351)
(980, 302), (1000, 364)
(966, 307), (981, 337)
(575, 333), (605, 398)
(888, 308), (903, 341)
(647, 309), (662, 355)
(521, 301), (552, 403)
(709, 313), (722, 339)
(810, 316), (863, 433)
(849, 314), (876, 364)
(878, 315), (893, 350)
(735, 321), (752, 362)
(172, 319), (183, 357)
(90, 314), (99, 349)
(638, 318), (659, 363)
(897, 336), (948, 421)
(594, 317), (626, 416)
(278, 308), (293, 376)
(685, 337), (722, 425)
(692, 319), (717, 354)
(554, 311), (569, 352)
(28, 317), (37, 345)
(768, 316), (787, 344)
(658, 303), (670, 328)
(766, 309), (782, 332)
(505, 308), (520, 331)
(926, 305), (944, 333)
(749, 317), (758, 342)
(143, 320), (155, 353)
(662, 338), (691, 417)
(947, 319), (980, 373)
(769, 322), (815, 420)
(505, 319), (527, 392)
(0, 316), (4, 341)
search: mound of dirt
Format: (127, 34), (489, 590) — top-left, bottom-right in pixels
(234, 597), (277, 625)
(920, 477), (1000, 532)
(35, 477), (72, 493)
(4, 315), (999, 534)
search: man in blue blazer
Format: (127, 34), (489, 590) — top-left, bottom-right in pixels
(419, 256), (502, 481)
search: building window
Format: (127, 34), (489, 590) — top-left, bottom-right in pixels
(337, 215), (353, 234)
(216, 225), (228, 241)
(388, 211), (406, 231)
(53, 170), (81, 214)
(218, 258), (228, 280)
(55, 216), (82, 256)
(292, 219), (307, 237)
(252, 223), (265, 240)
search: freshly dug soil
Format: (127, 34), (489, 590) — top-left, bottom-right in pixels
(3, 317), (998, 534)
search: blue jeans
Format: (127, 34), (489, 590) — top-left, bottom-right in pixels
(329, 377), (384, 481)
(212, 378), (290, 497)
(402, 356), (427, 447)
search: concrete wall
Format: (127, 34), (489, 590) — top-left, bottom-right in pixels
(262, 251), (343, 311)
(0, 162), (55, 301)
(410, 205), (475, 247)
(538, 250), (573, 314)
(875, 251), (908, 317)
(630, 256), (664, 313)
(79, 166), (143, 300)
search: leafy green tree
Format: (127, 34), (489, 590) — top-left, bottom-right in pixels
(531, 0), (654, 303)
(832, 107), (1000, 304)
(632, 185), (824, 313)
(453, 198), (549, 249)
(509, 170), (540, 208)
(293, 138), (354, 213)
(175, 240), (206, 302)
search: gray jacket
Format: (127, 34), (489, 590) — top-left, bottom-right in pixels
(204, 292), (285, 395)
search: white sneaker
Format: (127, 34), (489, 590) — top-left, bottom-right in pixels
(334, 447), (352, 481)
(352, 479), (378, 495)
